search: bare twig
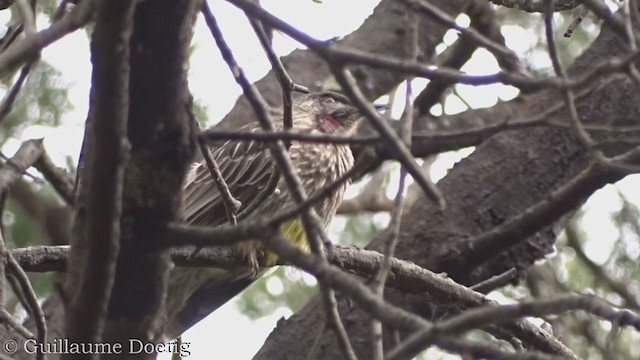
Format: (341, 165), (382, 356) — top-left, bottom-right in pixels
(0, 0), (95, 78)
(197, 139), (241, 225)
(247, 4), (308, 144)
(5, 242), (577, 357)
(370, 168), (407, 359)
(338, 166), (392, 214)
(0, 62), (33, 124)
(0, 191), (38, 344)
(227, 0), (640, 96)
(404, 0), (520, 69)
(431, 337), (567, 360)
(261, 234), (578, 358)
(414, 0), (516, 115)
(387, 294), (636, 360)
(52, 0), (70, 22)
(306, 320), (327, 360)
(565, 223), (640, 311)
(564, 5), (591, 38)
(440, 149), (640, 275)
(580, 0), (628, 40)
(201, 128), (378, 145)
(6, 254), (45, 359)
(0, 139), (43, 190)
(0, 308), (35, 339)
(202, 4), (357, 358)
(188, 134), (242, 260)
(487, 0), (579, 13)
(470, 268), (518, 294)
(0, 184), (45, 358)
(331, 67), (445, 208)
(371, 77), (414, 360)
(544, 0), (612, 169)
(15, 0), (35, 36)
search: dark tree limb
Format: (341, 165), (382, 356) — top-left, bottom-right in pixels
(63, 0), (134, 352)
(252, 5), (640, 360)
(218, 0), (467, 130)
(202, 5), (357, 357)
(97, 0), (198, 354)
(3, 242), (577, 358)
(33, 151), (75, 206)
(0, 140), (43, 191)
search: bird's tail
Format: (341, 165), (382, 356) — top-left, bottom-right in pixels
(163, 266), (267, 340)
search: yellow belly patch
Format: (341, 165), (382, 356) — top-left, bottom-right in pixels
(237, 219), (309, 266)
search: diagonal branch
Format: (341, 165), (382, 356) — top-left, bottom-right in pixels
(33, 150), (75, 206)
(0, 139), (43, 191)
(202, 4), (357, 357)
(331, 67), (445, 208)
(8, 242), (576, 358)
(0, 0), (95, 78)
(439, 147), (640, 277)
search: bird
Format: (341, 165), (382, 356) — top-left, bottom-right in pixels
(163, 91), (366, 339)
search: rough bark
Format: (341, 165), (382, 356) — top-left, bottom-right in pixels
(2, 0), (637, 359)
(99, 0), (198, 350)
(217, 0), (469, 129)
(253, 9), (640, 360)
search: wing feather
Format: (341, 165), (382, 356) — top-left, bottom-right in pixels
(182, 131), (279, 226)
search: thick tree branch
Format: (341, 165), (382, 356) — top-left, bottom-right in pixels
(218, 0), (468, 131)
(33, 151), (75, 206)
(254, 5), (640, 359)
(6, 242), (568, 359)
(97, 0), (198, 353)
(202, 4), (357, 356)
(63, 0), (134, 351)
(4, 242), (576, 358)
(0, 140), (43, 191)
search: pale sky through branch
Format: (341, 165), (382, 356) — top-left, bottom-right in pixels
(0, 1), (636, 359)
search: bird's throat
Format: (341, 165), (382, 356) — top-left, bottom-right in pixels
(320, 114), (341, 131)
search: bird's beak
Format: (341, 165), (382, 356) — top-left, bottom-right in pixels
(374, 103), (389, 111)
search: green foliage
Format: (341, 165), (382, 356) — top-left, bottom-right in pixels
(0, 58), (73, 305)
(0, 5), (635, 360)
(37, 0), (63, 20)
(192, 98), (210, 128)
(3, 196), (56, 305)
(338, 212), (386, 247)
(505, 186), (640, 360)
(3, 197), (43, 247)
(236, 267), (317, 320)
(236, 203), (386, 319)
(496, 7), (599, 76)
(0, 61), (71, 143)
(0, 1), (73, 310)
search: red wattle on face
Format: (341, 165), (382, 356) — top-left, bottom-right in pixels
(320, 114), (341, 130)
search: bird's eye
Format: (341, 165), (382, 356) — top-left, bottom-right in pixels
(321, 96), (336, 104)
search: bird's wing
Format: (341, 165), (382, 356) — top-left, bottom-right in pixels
(169, 128), (286, 340)
(183, 134), (279, 226)
(168, 133), (279, 339)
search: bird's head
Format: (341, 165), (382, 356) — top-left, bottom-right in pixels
(295, 91), (363, 135)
